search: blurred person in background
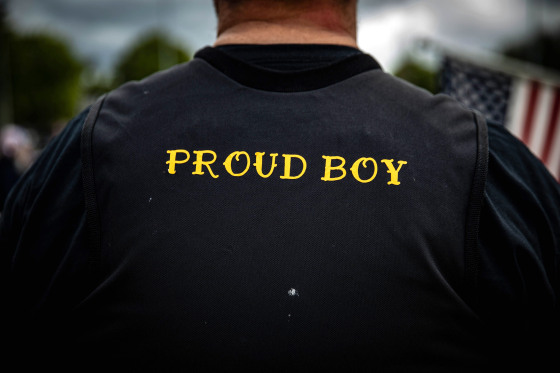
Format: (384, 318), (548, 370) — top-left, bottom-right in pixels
(0, 124), (36, 212)
(1, 0), (559, 371)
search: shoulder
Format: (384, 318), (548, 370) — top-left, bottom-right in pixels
(3, 106), (88, 205)
(478, 119), (559, 328)
(369, 73), (482, 134)
(482, 119), (560, 263)
(482, 118), (560, 263)
(485, 120), (560, 211)
(477, 119), (560, 365)
(1, 105), (90, 273)
(4, 106), (89, 210)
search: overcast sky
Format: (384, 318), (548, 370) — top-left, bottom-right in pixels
(6, 0), (560, 73)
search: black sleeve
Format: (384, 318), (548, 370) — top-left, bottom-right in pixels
(477, 120), (560, 365)
(1, 107), (91, 360)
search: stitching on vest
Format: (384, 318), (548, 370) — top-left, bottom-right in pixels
(464, 110), (489, 308)
(81, 94), (106, 286)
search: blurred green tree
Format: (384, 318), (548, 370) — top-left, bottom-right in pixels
(113, 30), (191, 86)
(394, 58), (439, 94)
(0, 0), (12, 125)
(5, 32), (83, 134)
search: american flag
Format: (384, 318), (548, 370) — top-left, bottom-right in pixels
(441, 55), (560, 180)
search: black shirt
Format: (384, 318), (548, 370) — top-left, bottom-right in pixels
(2, 44), (559, 370)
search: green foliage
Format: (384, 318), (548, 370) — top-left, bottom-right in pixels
(1, 22), (192, 135)
(113, 31), (191, 86)
(393, 59), (439, 94)
(0, 1), (12, 125)
(5, 32), (83, 134)
(83, 76), (114, 100)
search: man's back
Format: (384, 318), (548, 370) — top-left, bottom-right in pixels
(2, 1), (559, 371)
(6, 44), (486, 370)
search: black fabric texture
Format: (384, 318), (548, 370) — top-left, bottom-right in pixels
(1, 44), (559, 371)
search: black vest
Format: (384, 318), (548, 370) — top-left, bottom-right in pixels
(76, 47), (488, 371)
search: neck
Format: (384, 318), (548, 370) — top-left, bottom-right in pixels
(214, 3), (358, 48)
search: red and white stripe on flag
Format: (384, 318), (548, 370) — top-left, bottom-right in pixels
(506, 79), (560, 180)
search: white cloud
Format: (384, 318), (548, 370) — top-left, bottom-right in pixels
(427, 0), (528, 46)
(357, 0), (545, 72)
(357, 2), (437, 71)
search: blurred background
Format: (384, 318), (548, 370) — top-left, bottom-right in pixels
(1, 0), (559, 207)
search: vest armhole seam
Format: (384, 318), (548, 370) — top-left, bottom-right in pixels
(464, 110), (489, 306)
(81, 94), (106, 284)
